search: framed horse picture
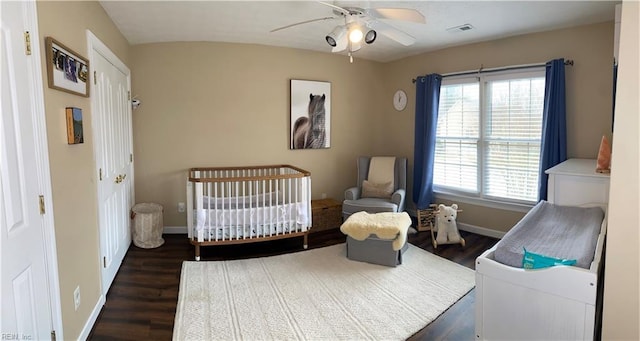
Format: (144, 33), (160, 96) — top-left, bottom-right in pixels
(290, 79), (331, 149)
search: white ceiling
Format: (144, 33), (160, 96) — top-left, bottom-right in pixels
(99, 1), (618, 63)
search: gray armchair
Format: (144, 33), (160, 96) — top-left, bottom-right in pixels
(342, 156), (407, 220)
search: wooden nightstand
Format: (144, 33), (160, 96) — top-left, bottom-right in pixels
(311, 198), (342, 233)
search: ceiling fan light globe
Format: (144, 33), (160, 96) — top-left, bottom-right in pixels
(364, 30), (377, 44)
(326, 36), (337, 47)
(349, 28), (363, 43)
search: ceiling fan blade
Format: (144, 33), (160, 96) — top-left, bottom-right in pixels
(270, 17), (335, 33)
(365, 8), (426, 24)
(317, 1), (350, 16)
(368, 20), (417, 46)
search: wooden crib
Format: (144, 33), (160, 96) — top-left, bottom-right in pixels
(187, 165), (312, 260)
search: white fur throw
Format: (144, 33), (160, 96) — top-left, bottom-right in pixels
(340, 211), (412, 251)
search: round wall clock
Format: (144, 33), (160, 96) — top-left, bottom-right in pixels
(393, 90), (407, 111)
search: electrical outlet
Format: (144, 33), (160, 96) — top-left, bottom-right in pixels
(74, 286), (81, 311)
(321, 193), (327, 199)
(178, 202), (185, 213)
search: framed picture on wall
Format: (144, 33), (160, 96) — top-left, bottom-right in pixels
(65, 107), (84, 144)
(45, 37), (90, 97)
(290, 79), (331, 149)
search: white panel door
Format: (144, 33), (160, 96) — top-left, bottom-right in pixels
(93, 50), (133, 293)
(1, 1), (53, 339)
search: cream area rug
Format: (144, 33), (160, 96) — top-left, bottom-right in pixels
(173, 244), (474, 340)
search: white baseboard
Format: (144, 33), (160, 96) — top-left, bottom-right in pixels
(164, 226), (187, 234)
(457, 222), (505, 239)
(407, 209), (505, 239)
(79, 294), (105, 340)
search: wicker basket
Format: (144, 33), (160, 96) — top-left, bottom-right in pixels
(311, 199), (342, 232)
(131, 203), (164, 248)
(417, 204), (438, 232)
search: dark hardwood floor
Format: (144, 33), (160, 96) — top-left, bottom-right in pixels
(88, 229), (499, 340)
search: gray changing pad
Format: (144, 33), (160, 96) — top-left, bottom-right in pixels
(494, 201), (604, 269)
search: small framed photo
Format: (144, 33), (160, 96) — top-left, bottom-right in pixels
(45, 37), (89, 97)
(290, 79), (331, 149)
(65, 107), (84, 144)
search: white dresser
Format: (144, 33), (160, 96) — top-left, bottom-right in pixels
(475, 160), (610, 340)
(545, 158), (610, 205)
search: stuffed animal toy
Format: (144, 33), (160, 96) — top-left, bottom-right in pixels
(435, 203), (462, 245)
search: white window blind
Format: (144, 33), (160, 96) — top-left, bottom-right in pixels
(483, 76), (545, 202)
(434, 80), (479, 192)
(434, 70), (545, 204)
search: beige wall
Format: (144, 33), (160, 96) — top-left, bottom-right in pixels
(131, 43), (385, 226)
(602, 1), (640, 338)
(381, 22), (614, 232)
(37, 1), (130, 338)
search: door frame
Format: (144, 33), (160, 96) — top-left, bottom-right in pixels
(19, 0), (64, 338)
(87, 29), (134, 296)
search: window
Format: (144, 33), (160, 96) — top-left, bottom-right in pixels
(434, 70), (546, 204)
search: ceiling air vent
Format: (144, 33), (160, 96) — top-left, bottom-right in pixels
(446, 24), (474, 33)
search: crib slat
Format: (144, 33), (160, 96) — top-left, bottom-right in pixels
(269, 178), (273, 237)
(249, 176), (253, 239)
(214, 179), (218, 241)
(206, 173), (210, 241)
(263, 179), (267, 238)
(222, 178), (227, 241)
(294, 177), (299, 232)
(275, 169), (278, 235)
(287, 177), (291, 234)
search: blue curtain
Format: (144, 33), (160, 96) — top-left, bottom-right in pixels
(413, 74), (442, 209)
(538, 59), (567, 201)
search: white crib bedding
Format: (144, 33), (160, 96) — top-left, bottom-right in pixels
(195, 201), (309, 237)
(493, 200), (604, 269)
(201, 191), (286, 210)
(195, 223), (303, 240)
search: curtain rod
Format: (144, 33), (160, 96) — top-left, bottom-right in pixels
(412, 59), (574, 83)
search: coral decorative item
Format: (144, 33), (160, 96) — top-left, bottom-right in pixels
(596, 135), (611, 173)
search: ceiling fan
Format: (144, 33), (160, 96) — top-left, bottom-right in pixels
(271, 2), (425, 62)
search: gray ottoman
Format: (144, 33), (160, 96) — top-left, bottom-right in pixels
(346, 235), (408, 267)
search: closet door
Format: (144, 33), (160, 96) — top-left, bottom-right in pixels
(92, 45), (133, 294)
